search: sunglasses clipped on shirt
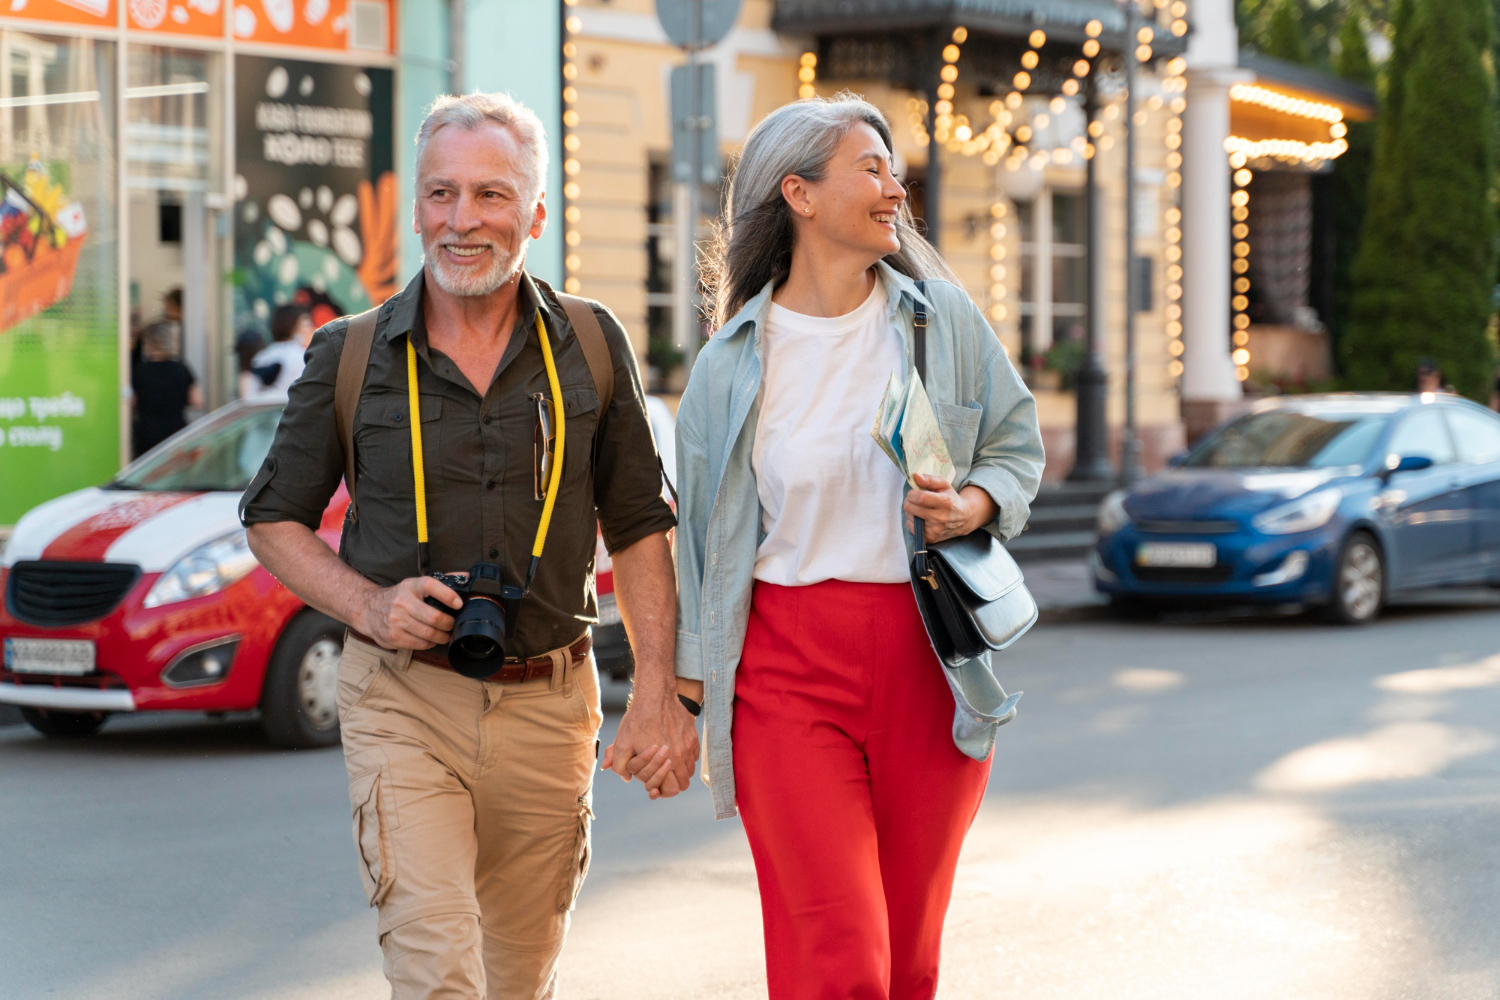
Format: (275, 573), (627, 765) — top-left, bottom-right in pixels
(533, 393), (555, 501)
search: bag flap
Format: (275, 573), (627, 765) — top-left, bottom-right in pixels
(929, 530), (1024, 602)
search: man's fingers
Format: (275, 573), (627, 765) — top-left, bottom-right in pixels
(656, 771), (684, 799)
(643, 759), (673, 793)
(415, 575), (464, 610)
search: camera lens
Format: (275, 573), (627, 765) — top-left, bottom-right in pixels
(447, 596), (507, 678)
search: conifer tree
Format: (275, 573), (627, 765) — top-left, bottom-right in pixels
(1264, 0), (1313, 63)
(1328, 10), (1376, 362)
(1342, 0), (1498, 398)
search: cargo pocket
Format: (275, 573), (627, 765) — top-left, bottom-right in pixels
(556, 795), (593, 912)
(350, 768), (396, 908)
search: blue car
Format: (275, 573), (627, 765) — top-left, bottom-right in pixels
(1093, 393), (1500, 623)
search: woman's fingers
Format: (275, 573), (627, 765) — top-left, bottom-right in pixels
(622, 744), (665, 783)
(631, 745), (671, 785)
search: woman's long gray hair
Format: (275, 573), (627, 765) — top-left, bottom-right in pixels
(703, 93), (959, 329)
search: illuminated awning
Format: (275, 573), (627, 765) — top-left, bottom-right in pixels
(1228, 53), (1376, 169)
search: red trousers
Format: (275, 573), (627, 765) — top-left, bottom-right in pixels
(732, 579), (992, 1000)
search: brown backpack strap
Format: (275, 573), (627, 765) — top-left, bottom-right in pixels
(555, 293), (614, 420)
(334, 307), (380, 512)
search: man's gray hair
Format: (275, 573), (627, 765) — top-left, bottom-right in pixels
(415, 92), (550, 204)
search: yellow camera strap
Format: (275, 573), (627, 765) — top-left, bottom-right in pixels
(408, 308), (564, 590)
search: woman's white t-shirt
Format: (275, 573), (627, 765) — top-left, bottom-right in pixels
(751, 276), (910, 586)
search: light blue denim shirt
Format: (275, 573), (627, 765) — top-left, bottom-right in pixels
(675, 262), (1045, 819)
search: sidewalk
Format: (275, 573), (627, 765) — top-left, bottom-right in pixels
(1023, 557), (1108, 619)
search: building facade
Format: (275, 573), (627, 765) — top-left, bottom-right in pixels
(562, 0), (1199, 480)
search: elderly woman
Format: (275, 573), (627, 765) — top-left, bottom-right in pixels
(671, 94), (1044, 998)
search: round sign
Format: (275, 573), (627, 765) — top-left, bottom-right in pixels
(655, 0), (742, 49)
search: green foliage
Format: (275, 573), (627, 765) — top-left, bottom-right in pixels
(1328, 12), (1377, 365)
(1335, 8), (1375, 83)
(1237, 0), (1393, 66)
(1342, 0), (1499, 400)
(1265, 0), (1314, 63)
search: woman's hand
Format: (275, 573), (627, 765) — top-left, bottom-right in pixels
(903, 474), (999, 544)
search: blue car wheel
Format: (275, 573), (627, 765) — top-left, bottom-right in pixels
(1324, 531), (1385, 625)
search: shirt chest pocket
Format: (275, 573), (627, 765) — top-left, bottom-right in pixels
(558, 385), (599, 482)
(354, 393), (444, 496)
(936, 401), (982, 485)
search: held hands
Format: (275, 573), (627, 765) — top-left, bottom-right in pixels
(903, 474), (999, 545)
(355, 576), (462, 650)
(602, 678), (702, 800)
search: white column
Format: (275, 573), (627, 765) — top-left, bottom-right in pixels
(1179, 0), (1243, 407)
(1034, 186), (1053, 353)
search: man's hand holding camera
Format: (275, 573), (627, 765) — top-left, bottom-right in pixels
(355, 576), (463, 650)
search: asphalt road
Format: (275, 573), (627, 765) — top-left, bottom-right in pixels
(5, 592), (1500, 999)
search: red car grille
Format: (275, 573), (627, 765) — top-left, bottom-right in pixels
(5, 560), (142, 626)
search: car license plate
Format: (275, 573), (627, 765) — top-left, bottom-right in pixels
(1136, 542), (1217, 568)
(4, 638), (96, 675)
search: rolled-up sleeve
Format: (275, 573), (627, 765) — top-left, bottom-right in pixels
(590, 308), (677, 553)
(238, 321), (348, 530)
(959, 301), (1044, 542)
(672, 400), (709, 682)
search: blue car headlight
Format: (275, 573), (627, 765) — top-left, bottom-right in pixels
(143, 529), (260, 608)
(1252, 488), (1343, 535)
(1098, 489), (1131, 535)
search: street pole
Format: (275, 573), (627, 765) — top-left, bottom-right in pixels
(1069, 74), (1114, 481)
(1120, 0), (1144, 484)
(448, 0), (464, 93)
(671, 2), (704, 374)
(923, 31), (943, 250)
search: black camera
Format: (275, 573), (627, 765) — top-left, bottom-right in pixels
(426, 563), (518, 678)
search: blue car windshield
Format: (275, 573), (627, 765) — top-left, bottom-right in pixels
(112, 404), (285, 492)
(1184, 410), (1389, 469)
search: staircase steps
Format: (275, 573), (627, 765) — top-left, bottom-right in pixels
(1010, 481), (1114, 564)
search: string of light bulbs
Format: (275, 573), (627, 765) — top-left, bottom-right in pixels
(562, 0), (582, 294)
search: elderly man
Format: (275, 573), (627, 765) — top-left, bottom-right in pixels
(240, 92), (698, 998)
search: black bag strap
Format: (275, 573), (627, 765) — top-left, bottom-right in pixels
(334, 306), (381, 514)
(911, 282), (931, 581)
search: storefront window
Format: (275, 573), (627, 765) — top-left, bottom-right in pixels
(0, 31), (118, 523)
(126, 46), (227, 409)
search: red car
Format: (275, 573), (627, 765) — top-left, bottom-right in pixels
(1, 397), (664, 745)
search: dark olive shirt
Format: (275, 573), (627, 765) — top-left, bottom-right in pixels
(239, 269), (676, 658)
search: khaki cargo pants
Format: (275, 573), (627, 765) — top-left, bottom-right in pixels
(336, 633), (602, 1000)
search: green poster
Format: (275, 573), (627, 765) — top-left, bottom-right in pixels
(0, 38), (119, 526)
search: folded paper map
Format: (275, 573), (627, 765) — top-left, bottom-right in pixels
(871, 368), (955, 487)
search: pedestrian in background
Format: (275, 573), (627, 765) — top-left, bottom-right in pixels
(130, 320), (201, 458)
(234, 327), (267, 398)
(241, 92), (687, 998)
(673, 94), (1043, 999)
(1416, 358), (1452, 394)
(244, 304), (314, 398)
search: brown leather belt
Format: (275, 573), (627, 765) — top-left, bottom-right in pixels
(345, 629), (591, 684)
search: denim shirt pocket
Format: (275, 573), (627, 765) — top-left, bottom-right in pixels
(936, 401), (982, 485)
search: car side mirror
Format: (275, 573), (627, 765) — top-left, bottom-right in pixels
(1381, 454), (1434, 480)
(1166, 450), (1188, 468)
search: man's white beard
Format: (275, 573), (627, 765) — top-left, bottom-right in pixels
(422, 232), (527, 297)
